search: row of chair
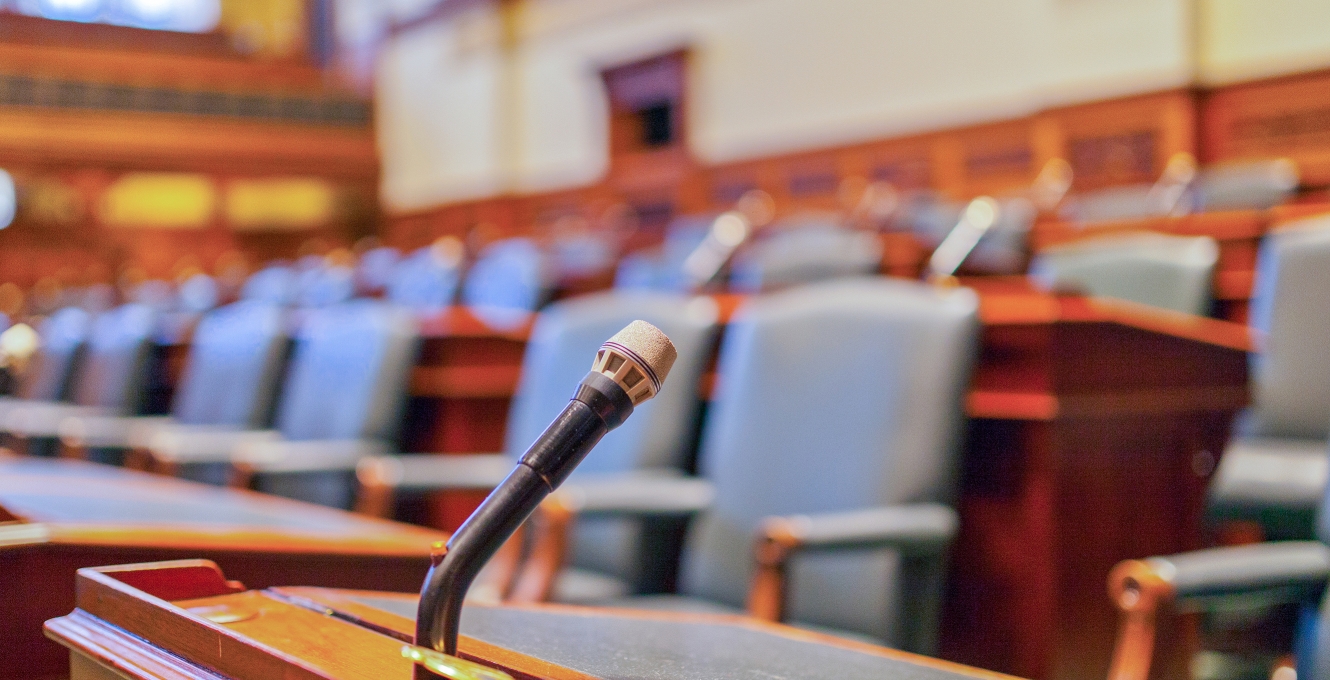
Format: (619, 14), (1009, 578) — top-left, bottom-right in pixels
(3, 191), (1325, 658)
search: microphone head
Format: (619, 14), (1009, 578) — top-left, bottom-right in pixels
(592, 320), (677, 406)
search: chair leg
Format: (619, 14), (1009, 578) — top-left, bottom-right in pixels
(508, 496), (576, 603)
(896, 553), (948, 655)
(353, 479), (397, 518)
(747, 518), (803, 623)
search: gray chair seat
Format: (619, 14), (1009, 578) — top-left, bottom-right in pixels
(551, 567), (633, 604)
(1211, 437), (1329, 511)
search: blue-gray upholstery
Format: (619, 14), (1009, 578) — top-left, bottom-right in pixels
(550, 233), (616, 281)
(364, 291), (719, 592)
(297, 265), (355, 308)
(1057, 184), (1167, 224)
(614, 216), (713, 292)
(1028, 232), (1219, 315)
(241, 264), (298, 305)
(151, 300), (419, 509)
(559, 278), (980, 651)
(1192, 159), (1299, 213)
(17, 307), (91, 402)
(1211, 218), (1330, 538)
(56, 301), (290, 453)
(2, 304), (157, 452)
(461, 238), (549, 322)
(69, 304), (158, 411)
(386, 245), (461, 314)
(356, 246), (401, 296)
(728, 220), (882, 293)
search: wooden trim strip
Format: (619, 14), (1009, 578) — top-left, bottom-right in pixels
(46, 609), (228, 680)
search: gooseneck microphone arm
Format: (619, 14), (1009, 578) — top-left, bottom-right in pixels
(414, 321), (677, 657)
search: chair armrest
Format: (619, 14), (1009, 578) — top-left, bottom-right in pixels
(746, 503), (956, 623)
(501, 472), (713, 604)
(549, 472), (715, 518)
(58, 415), (174, 449)
(5, 403), (115, 438)
(1105, 541), (1330, 680)
(1120, 541), (1330, 605)
(758, 503), (958, 556)
(233, 438), (390, 474)
(147, 426), (278, 464)
(356, 453), (513, 492)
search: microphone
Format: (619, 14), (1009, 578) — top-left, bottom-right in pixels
(415, 320), (678, 656)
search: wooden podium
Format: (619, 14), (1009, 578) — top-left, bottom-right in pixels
(0, 456), (445, 680)
(46, 560), (1020, 680)
(941, 278), (1251, 680)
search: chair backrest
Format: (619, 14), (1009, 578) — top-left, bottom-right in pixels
(241, 265), (298, 305)
(70, 303), (158, 411)
(1058, 184), (1163, 225)
(171, 301), (288, 428)
(461, 238), (548, 314)
(176, 273), (219, 314)
(297, 265), (355, 308)
(550, 233), (616, 281)
(356, 246), (402, 296)
(679, 278), (980, 644)
(614, 216), (712, 292)
(386, 246), (461, 314)
(505, 291), (719, 581)
(1029, 232), (1219, 315)
(1192, 159), (1298, 212)
(729, 222), (883, 293)
(275, 300), (418, 441)
(19, 307), (92, 401)
(1247, 218), (1330, 440)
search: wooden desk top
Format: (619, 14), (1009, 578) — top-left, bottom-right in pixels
(47, 560), (1020, 680)
(962, 276), (1255, 352)
(0, 456), (444, 557)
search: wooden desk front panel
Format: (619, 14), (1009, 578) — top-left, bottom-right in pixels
(941, 307), (1248, 680)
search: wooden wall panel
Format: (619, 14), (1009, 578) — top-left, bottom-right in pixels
(1041, 91), (1196, 190)
(1202, 68), (1330, 187)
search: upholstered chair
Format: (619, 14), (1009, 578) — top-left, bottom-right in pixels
(355, 290), (719, 599)
(57, 300), (288, 464)
(1209, 217), (1330, 540)
(3, 304), (157, 456)
(143, 300), (419, 509)
(1029, 232), (1220, 316)
(531, 278), (980, 653)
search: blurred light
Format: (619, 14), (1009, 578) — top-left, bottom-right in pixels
(712, 212), (750, 247)
(0, 170), (16, 230)
(36, 0), (101, 22)
(227, 178), (336, 231)
(99, 173), (217, 229)
(0, 323), (39, 368)
(15, 0), (219, 32)
(964, 196), (999, 230)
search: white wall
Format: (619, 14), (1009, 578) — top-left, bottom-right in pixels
(376, 5), (507, 209)
(375, 0), (1311, 212)
(1198, 0), (1330, 85)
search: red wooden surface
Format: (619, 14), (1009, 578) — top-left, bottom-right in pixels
(939, 278), (1250, 680)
